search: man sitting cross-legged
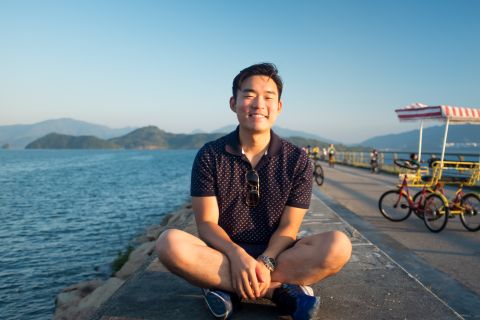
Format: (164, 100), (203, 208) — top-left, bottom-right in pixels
(156, 63), (351, 320)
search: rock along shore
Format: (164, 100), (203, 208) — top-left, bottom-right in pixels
(53, 202), (196, 320)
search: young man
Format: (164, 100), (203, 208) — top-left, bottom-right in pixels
(156, 63), (351, 320)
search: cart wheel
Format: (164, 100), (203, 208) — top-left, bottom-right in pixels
(460, 193), (480, 232)
(378, 190), (412, 221)
(423, 193), (449, 233)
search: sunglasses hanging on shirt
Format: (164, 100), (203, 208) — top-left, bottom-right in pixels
(245, 169), (260, 207)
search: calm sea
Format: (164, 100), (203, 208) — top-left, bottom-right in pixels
(0, 149), (197, 320)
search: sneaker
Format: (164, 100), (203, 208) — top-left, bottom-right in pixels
(272, 284), (320, 320)
(201, 288), (233, 319)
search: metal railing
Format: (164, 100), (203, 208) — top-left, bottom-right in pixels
(321, 151), (479, 175)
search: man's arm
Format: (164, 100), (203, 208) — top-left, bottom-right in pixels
(192, 196), (240, 254)
(254, 205), (307, 296)
(192, 196), (262, 300)
(262, 205), (307, 259)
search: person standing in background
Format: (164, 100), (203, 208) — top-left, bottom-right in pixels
(327, 144), (336, 168)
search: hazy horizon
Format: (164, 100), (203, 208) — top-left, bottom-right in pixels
(0, 116), (453, 146)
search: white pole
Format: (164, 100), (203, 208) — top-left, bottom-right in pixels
(440, 118), (450, 168)
(418, 120), (424, 162)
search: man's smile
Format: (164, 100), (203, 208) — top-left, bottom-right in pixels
(248, 113), (269, 119)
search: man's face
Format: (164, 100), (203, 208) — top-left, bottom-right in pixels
(230, 75), (283, 134)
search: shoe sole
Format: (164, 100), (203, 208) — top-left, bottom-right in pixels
(308, 297), (321, 320)
(202, 289), (231, 320)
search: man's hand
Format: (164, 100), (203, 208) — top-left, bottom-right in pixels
(227, 248), (263, 300)
(255, 260), (271, 298)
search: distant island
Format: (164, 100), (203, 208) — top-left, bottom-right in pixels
(4, 118), (478, 152)
(25, 126), (360, 151)
(26, 126), (222, 150)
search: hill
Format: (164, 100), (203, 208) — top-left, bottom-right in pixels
(360, 124), (479, 153)
(0, 118), (135, 149)
(26, 133), (121, 149)
(26, 126), (225, 150)
(26, 125), (365, 151)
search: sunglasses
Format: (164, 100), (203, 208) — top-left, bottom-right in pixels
(245, 169), (260, 207)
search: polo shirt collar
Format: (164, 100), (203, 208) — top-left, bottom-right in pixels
(224, 126), (282, 157)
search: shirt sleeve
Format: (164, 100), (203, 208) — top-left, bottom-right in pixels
(190, 144), (216, 197)
(286, 150), (313, 209)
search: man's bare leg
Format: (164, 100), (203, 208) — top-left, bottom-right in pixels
(266, 230), (352, 298)
(157, 229), (351, 298)
(156, 229), (236, 291)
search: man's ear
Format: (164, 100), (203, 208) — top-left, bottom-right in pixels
(229, 96), (236, 113)
(277, 100), (283, 113)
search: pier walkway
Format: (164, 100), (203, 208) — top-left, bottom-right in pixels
(91, 164), (479, 319)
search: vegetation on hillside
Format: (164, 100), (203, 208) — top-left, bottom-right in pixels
(26, 133), (121, 149)
(26, 126), (370, 151)
(26, 127), (224, 150)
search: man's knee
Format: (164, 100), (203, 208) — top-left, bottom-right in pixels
(323, 230), (352, 274)
(156, 229), (187, 267)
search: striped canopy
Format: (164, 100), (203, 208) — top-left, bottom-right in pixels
(396, 103), (480, 124)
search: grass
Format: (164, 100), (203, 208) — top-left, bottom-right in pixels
(111, 245), (134, 273)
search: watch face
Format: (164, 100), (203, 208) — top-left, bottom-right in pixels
(268, 257), (277, 267)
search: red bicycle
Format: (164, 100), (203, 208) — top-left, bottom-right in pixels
(378, 159), (449, 231)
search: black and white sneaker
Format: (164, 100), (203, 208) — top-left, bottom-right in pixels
(201, 288), (234, 319)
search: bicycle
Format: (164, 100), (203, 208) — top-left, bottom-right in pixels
(310, 156), (324, 186)
(378, 159), (450, 232)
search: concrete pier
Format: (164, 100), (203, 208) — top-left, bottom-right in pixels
(91, 189), (461, 319)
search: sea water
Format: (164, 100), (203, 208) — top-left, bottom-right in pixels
(0, 149), (196, 320)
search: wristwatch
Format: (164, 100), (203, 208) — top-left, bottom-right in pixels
(258, 255), (277, 272)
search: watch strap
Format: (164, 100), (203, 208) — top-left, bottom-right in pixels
(258, 255), (277, 272)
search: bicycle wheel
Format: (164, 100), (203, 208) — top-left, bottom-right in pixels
(412, 190), (433, 219)
(423, 193), (449, 233)
(314, 164), (324, 186)
(460, 193), (480, 232)
(378, 190), (412, 221)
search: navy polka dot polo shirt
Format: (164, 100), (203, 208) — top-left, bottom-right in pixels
(191, 127), (312, 244)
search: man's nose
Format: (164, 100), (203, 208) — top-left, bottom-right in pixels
(252, 96), (266, 109)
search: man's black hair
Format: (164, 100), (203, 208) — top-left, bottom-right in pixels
(232, 63), (283, 101)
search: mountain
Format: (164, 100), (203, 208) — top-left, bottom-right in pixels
(27, 133), (121, 149)
(3, 118), (336, 149)
(360, 124), (480, 153)
(0, 118), (136, 149)
(26, 126), (225, 150)
(212, 125), (337, 143)
(109, 126), (169, 149)
(26, 125), (363, 151)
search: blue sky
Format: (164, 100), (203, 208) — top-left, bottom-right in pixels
(0, 0), (479, 143)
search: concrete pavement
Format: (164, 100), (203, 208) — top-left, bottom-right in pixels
(91, 189), (462, 320)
